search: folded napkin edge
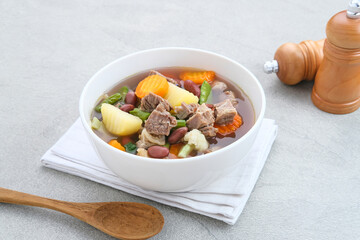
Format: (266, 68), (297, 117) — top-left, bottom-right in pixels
(40, 117), (278, 225)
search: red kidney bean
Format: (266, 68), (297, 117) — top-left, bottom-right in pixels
(168, 127), (188, 144)
(120, 136), (134, 146)
(125, 91), (137, 106)
(184, 80), (201, 97)
(120, 104), (135, 112)
(148, 146), (170, 158)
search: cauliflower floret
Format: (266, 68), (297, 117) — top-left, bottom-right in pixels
(136, 148), (149, 157)
(183, 129), (209, 152)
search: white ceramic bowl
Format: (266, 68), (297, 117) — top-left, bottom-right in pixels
(79, 47), (265, 192)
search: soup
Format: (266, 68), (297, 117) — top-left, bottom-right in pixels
(91, 67), (255, 159)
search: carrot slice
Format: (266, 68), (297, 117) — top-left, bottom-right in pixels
(135, 74), (169, 98)
(108, 139), (125, 151)
(169, 143), (184, 156)
(179, 71), (215, 84)
(214, 114), (243, 136)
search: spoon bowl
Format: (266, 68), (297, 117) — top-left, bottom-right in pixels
(91, 202), (164, 239)
(0, 187), (164, 240)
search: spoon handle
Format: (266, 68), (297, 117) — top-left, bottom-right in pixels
(0, 187), (94, 220)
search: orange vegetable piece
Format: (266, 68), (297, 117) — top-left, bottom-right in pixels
(179, 71), (215, 84)
(214, 114), (243, 136)
(169, 143), (184, 156)
(108, 139), (125, 151)
(135, 74), (169, 98)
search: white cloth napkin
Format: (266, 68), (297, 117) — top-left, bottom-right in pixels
(41, 118), (277, 225)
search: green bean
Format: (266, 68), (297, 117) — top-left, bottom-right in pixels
(178, 144), (195, 158)
(118, 86), (129, 99)
(106, 93), (123, 104)
(176, 120), (186, 128)
(95, 93), (122, 112)
(199, 81), (212, 104)
(129, 108), (150, 121)
(171, 120), (186, 130)
(94, 104), (102, 113)
(163, 143), (170, 149)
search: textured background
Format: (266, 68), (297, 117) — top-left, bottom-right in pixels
(1, 0), (359, 239)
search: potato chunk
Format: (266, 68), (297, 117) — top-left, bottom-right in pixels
(164, 83), (199, 107)
(101, 103), (142, 136)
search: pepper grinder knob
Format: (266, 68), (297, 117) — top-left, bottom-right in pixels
(263, 60), (278, 74)
(264, 39), (325, 85)
(347, 0), (360, 18)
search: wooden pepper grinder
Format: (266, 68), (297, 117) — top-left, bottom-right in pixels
(312, 0), (360, 114)
(264, 39), (325, 85)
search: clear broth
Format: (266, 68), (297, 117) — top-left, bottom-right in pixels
(91, 67), (255, 155)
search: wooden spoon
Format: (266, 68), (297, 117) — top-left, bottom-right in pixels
(0, 187), (164, 240)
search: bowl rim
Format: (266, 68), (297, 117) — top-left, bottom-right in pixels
(79, 47), (266, 164)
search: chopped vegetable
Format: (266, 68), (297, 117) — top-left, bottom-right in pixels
(169, 143), (184, 156)
(214, 114), (243, 135)
(118, 86), (129, 98)
(163, 143), (170, 149)
(91, 117), (101, 130)
(179, 71), (215, 84)
(176, 120), (186, 128)
(178, 144), (195, 158)
(129, 108), (150, 121)
(124, 142), (137, 154)
(164, 83), (199, 107)
(137, 148), (148, 157)
(199, 81), (212, 104)
(183, 129), (209, 152)
(135, 74), (169, 98)
(178, 129), (209, 157)
(108, 139), (125, 151)
(95, 93), (122, 112)
(101, 103), (142, 136)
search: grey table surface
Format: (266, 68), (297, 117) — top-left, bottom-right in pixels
(1, 0), (359, 239)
